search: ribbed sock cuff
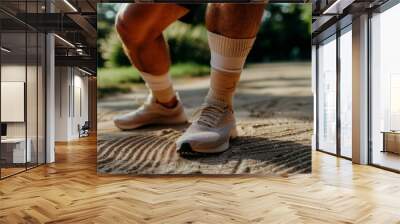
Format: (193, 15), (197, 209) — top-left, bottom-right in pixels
(207, 31), (256, 74)
(140, 71), (172, 91)
(208, 31), (256, 57)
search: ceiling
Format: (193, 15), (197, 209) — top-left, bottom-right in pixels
(0, 0), (98, 74)
(312, 0), (391, 43)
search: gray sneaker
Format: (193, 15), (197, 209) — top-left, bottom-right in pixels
(176, 98), (238, 156)
(113, 94), (188, 130)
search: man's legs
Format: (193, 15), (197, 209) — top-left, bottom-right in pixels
(177, 3), (265, 155)
(114, 4), (189, 130)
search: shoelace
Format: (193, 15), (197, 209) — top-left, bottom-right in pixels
(193, 103), (227, 128)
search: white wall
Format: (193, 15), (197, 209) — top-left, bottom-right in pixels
(1, 65), (27, 138)
(1, 64), (25, 133)
(55, 66), (70, 141)
(1, 63), (46, 164)
(54, 67), (89, 141)
(72, 73), (89, 138)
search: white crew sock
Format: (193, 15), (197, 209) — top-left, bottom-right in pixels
(140, 71), (176, 103)
(206, 31), (256, 107)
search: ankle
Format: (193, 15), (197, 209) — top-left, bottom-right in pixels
(152, 86), (176, 106)
(206, 93), (233, 108)
(157, 95), (178, 108)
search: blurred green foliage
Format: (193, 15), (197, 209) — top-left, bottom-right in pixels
(98, 63), (210, 98)
(250, 4), (311, 62)
(97, 3), (311, 68)
(164, 23), (210, 65)
(98, 63), (210, 87)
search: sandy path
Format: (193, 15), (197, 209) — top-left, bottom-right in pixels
(97, 63), (312, 175)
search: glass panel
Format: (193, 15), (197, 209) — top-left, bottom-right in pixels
(0, 0), (46, 178)
(26, 0), (39, 169)
(38, 32), (45, 165)
(317, 35), (337, 154)
(27, 30), (38, 169)
(371, 5), (400, 171)
(339, 28), (352, 158)
(1, 30), (27, 177)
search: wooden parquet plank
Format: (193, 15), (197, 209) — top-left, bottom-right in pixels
(0, 136), (400, 223)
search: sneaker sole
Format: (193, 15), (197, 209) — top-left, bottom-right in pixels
(178, 128), (238, 154)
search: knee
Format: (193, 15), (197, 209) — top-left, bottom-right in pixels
(115, 7), (157, 47)
(206, 3), (265, 38)
(115, 10), (144, 46)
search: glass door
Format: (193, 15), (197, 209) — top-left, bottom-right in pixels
(317, 35), (337, 154)
(0, 0), (46, 179)
(370, 3), (400, 171)
(1, 30), (28, 178)
(339, 26), (352, 158)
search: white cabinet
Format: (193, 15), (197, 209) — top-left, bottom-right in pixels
(1, 138), (32, 163)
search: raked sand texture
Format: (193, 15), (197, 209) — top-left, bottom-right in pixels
(97, 63), (312, 175)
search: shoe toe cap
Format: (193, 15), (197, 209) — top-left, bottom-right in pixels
(176, 131), (220, 148)
(113, 115), (127, 125)
(113, 114), (140, 129)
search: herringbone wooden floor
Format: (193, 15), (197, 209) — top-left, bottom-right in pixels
(1, 136), (400, 224)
